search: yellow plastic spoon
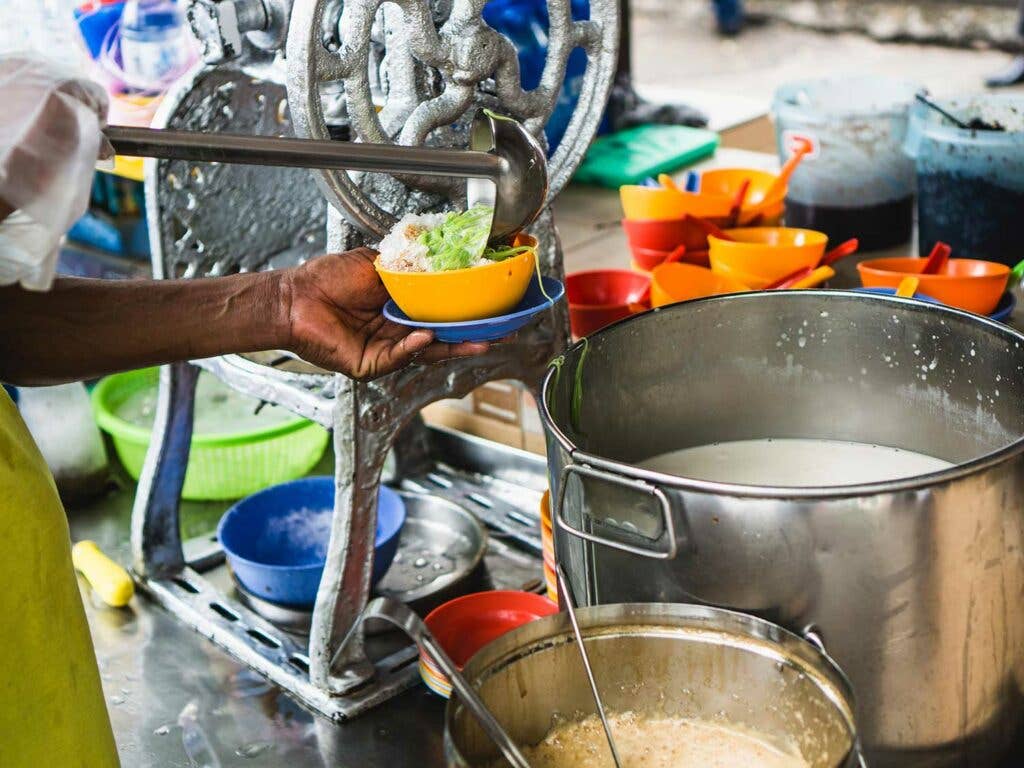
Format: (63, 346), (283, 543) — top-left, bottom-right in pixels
(790, 265), (835, 290)
(658, 173), (680, 192)
(896, 276), (920, 298)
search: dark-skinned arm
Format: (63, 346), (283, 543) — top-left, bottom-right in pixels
(0, 233), (487, 386)
(0, 272), (288, 385)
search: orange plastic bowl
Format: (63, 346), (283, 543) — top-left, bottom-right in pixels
(650, 262), (750, 308)
(422, 591), (558, 670)
(620, 186), (734, 221)
(708, 227), (828, 289)
(700, 168), (786, 224)
(857, 258), (1010, 315)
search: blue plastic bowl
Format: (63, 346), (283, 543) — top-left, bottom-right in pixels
(383, 276), (565, 343)
(218, 477), (406, 608)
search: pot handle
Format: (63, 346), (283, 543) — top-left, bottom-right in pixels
(555, 462), (678, 560)
(803, 625), (868, 768)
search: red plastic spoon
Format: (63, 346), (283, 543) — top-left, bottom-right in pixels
(922, 241), (952, 274)
(821, 238), (860, 267)
(728, 179), (752, 224)
(766, 265), (814, 290)
(686, 214), (734, 242)
(663, 245), (688, 265)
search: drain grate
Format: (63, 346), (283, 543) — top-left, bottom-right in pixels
(404, 463), (543, 554)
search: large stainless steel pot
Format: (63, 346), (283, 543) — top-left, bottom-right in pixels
(540, 291), (1024, 767)
(445, 603), (861, 767)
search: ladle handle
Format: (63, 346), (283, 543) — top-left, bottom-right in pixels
(355, 598), (533, 768)
(104, 126), (506, 180)
(555, 565), (624, 768)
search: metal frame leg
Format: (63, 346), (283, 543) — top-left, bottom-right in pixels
(131, 362), (199, 577)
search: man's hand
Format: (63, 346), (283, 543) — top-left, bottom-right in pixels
(281, 248), (489, 380)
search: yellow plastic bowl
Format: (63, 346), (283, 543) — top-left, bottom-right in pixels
(708, 227), (828, 289)
(376, 234), (538, 322)
(620, 186), (734, 221)
(700, 168), (786, 224)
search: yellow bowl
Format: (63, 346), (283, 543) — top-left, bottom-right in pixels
(620, 186), (734, 221)
(708, 227), (828, 289)
(376, 234), (537, 322)
(700, 168), (787, 224)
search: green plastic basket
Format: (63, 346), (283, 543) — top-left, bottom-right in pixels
(92, 368), (329, 501)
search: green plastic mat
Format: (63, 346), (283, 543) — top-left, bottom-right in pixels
(574, 125), (720, 188)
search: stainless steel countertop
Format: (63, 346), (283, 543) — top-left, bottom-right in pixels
(69, 448), (539, 768)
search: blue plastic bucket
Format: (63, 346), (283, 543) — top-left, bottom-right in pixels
(905, 93), (1024, 266)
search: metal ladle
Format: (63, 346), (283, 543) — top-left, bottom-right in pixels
(104, 109), (548, 245)
(555, 564), (623, 768)
(349, 597), (533, 768)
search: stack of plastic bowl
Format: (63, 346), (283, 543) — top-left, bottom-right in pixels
(619, 169), (787, 274)
(699, 169), (786, 224)
(418, 591), (559, 698)
(708, 227), (829, 289)
(643, 226), (841, 310)
(540, 491), (557, 603)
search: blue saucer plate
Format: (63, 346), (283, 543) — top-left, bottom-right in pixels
(383, 276), (565, 343)
(852, 287), (1015, 323)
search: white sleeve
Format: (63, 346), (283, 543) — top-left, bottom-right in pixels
(0, 53), (111, 291)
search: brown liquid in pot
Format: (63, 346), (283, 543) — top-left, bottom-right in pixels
(516, 712), (809, 768)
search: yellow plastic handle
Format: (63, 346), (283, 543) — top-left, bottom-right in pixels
(72, 541), (134, 608)
(790, 265), (835, 290)
(896, 276), (920, 297)
(658, 173), (680, 192)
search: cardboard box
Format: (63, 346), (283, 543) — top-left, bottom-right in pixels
(421, 381), (547, 455)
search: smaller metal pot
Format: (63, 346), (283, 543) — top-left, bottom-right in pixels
(445, 603), (862, 768)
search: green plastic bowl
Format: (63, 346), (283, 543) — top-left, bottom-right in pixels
(92, 368), (329, 501)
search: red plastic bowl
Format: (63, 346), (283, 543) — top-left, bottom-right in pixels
(423, 590), (558, 669)
(631, 245), (710, 272)
(567, 270), (651, 338)
(622, 217), (729, 252)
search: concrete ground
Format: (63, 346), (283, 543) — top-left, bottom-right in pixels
(556, 3), (1022, 274)
(630, 3), (1019, 104)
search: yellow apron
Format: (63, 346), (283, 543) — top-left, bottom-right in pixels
(0, 388), (119, 767)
